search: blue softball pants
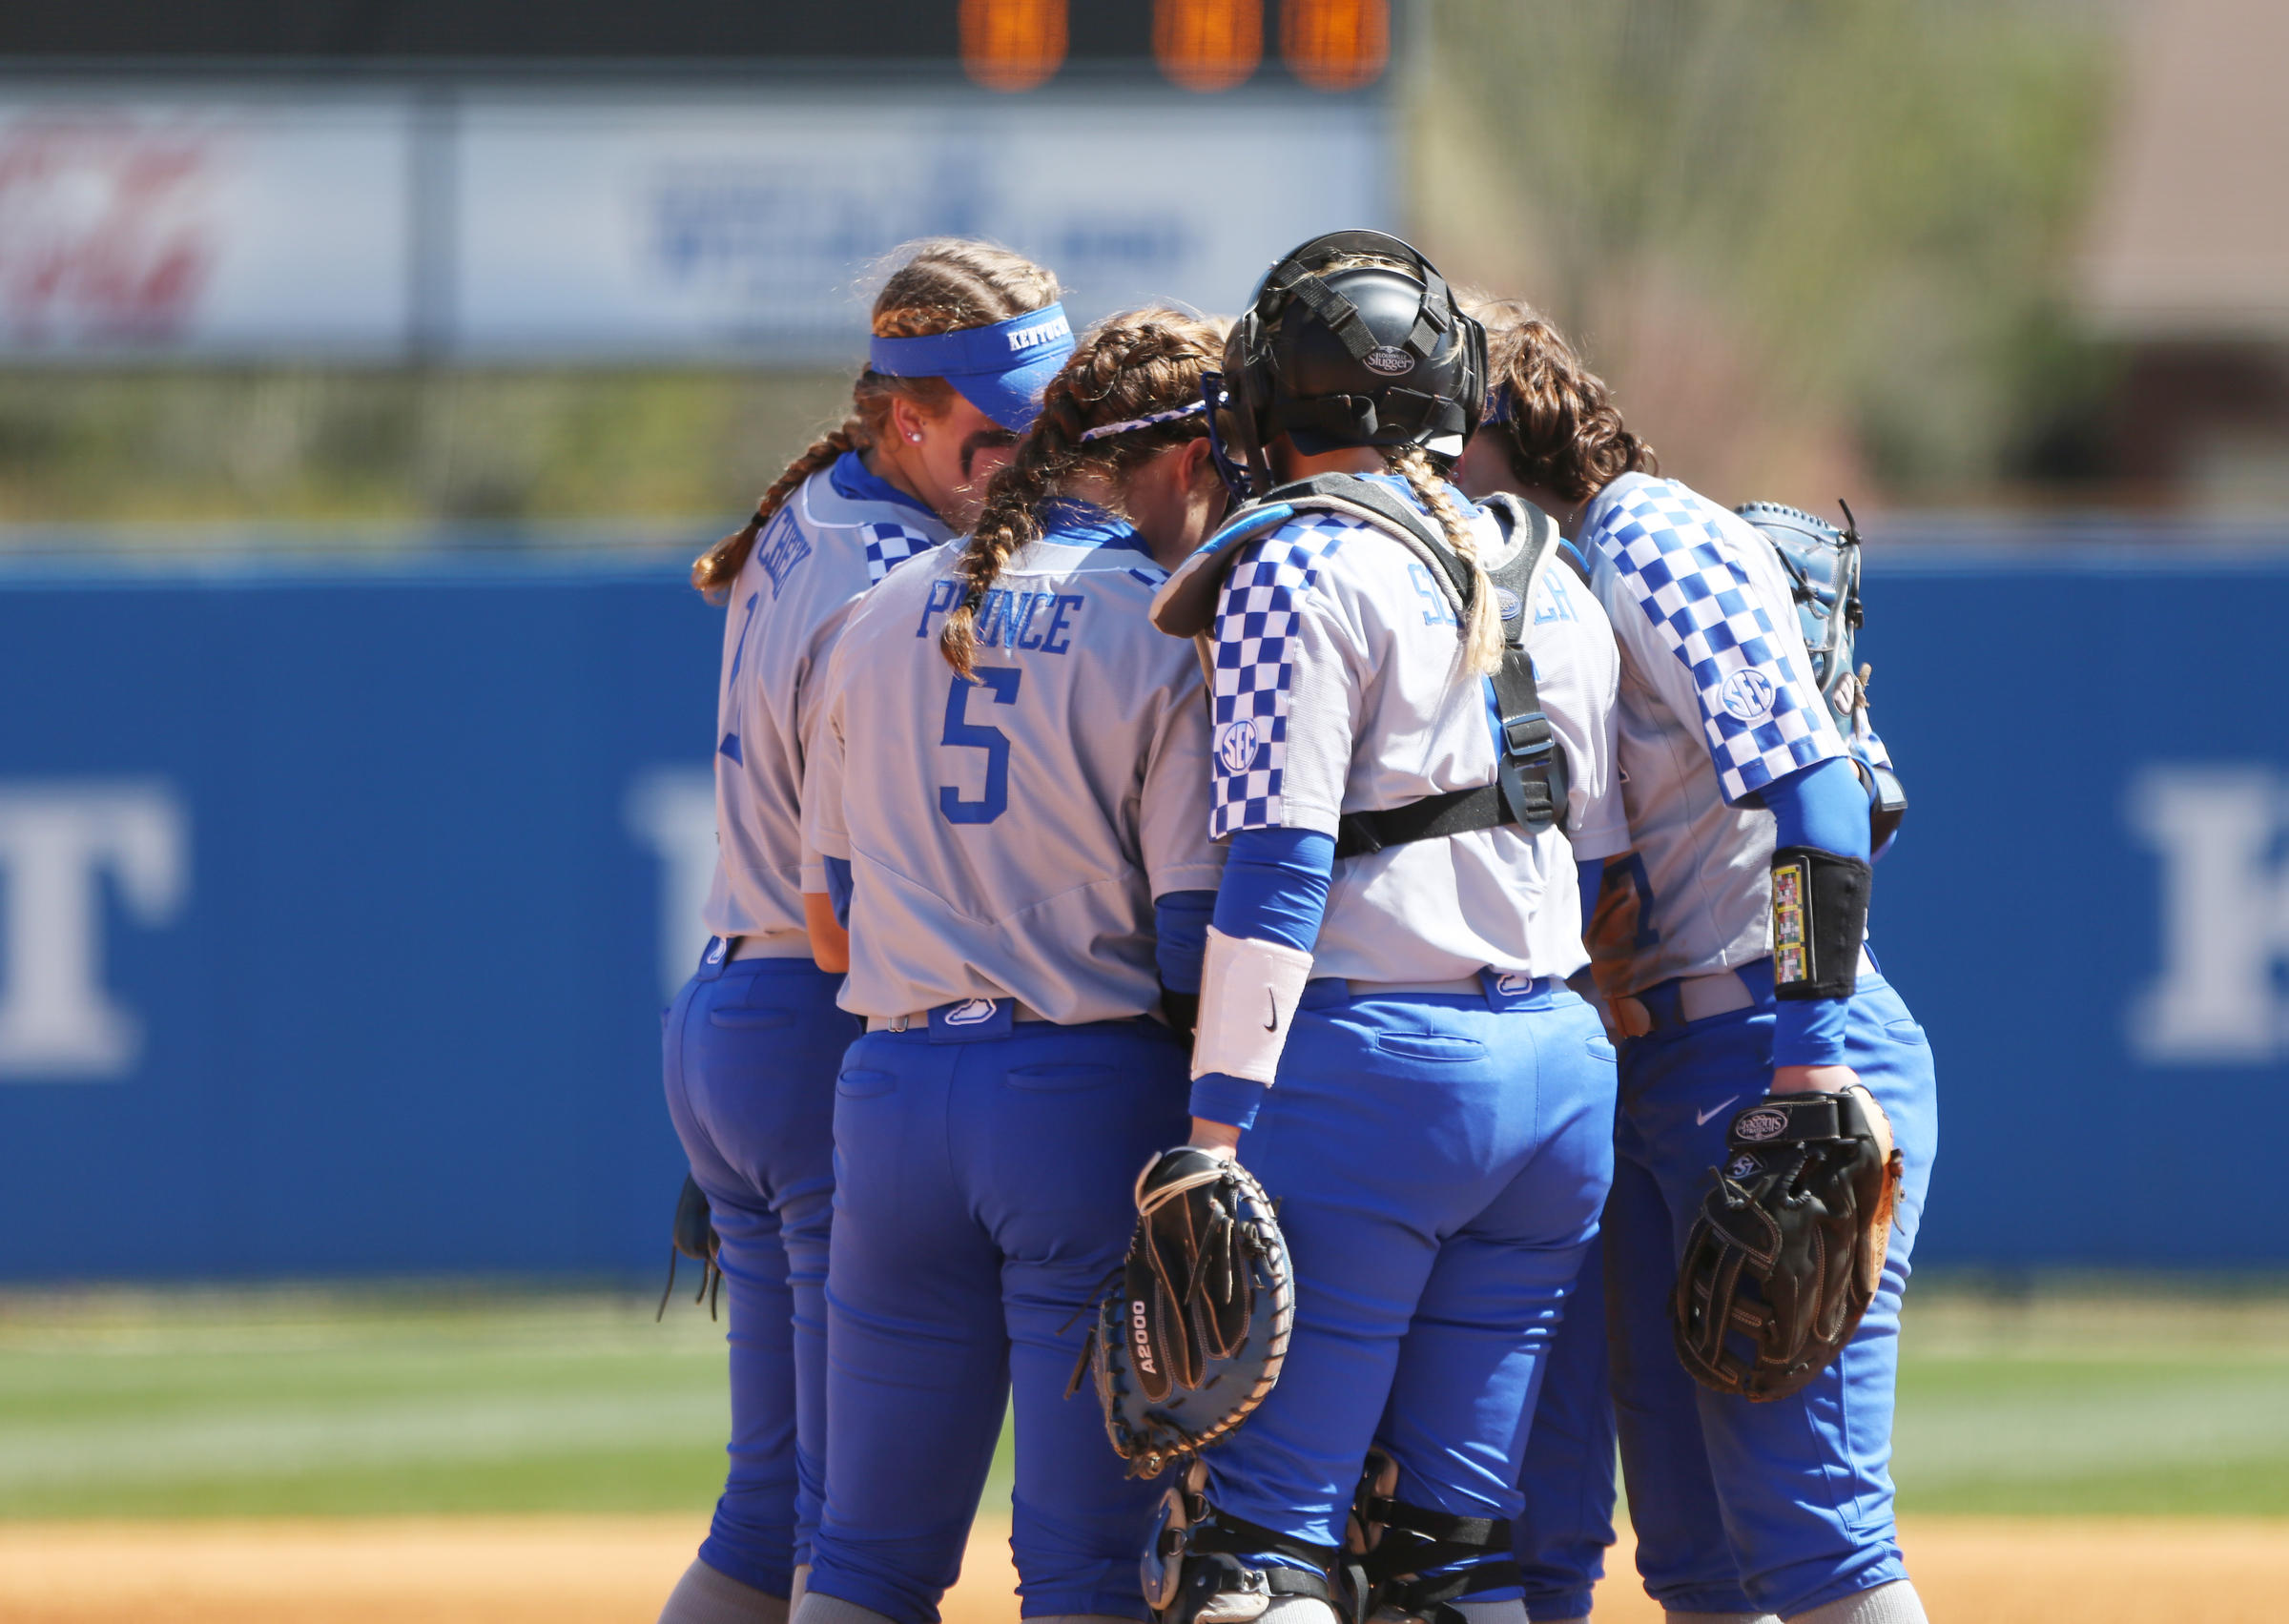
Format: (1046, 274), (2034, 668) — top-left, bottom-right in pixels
(1512, 961), (1938, 1620)
(1200, 982), (1618, 1586)
(663, 945), (852, 1599)
(807, 1017), (1193, 1624)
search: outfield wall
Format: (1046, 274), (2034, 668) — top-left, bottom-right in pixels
(1, 541), (2285, 1279)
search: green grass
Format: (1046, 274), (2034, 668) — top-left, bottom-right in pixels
(1888, 1285), (2289, 1516)
(2, 1283), (2282, 1521)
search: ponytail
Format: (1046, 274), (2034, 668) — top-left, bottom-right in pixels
(691, 417), (863, 599)
(1474, 298), (1657, 505)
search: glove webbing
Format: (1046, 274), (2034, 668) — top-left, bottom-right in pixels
(1351, 1498), (1520, 1624)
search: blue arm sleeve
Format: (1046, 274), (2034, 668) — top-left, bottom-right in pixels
(823, 856), (853, 931)
(1153, 890), (1217, 994)
(1578, 856), (1604, 940)
(1191, 828), (1335, 1130)
(1762, 756), (1868, 1069)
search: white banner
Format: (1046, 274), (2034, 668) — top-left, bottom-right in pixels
(0, 96), (409, 356)
(453, 89), (1387, 360)
(0, 86), (1386, 361)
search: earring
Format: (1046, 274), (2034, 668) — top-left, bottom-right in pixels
(908, 432), (922, 442)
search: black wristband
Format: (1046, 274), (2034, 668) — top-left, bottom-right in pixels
(1770, 846), (1871, 1000)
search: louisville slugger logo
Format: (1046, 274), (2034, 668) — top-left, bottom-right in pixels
(1129, 1299), (1157, 1376)
(1735, 1108), (1788, 1141)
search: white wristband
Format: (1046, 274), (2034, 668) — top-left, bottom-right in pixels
(1191, 925), (1315, 1084)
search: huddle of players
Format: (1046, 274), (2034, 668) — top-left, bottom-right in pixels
(657, 235), (1939, 1624)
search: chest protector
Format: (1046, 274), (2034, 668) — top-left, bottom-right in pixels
(1734, 502), (1908, 849)
(1153, 473), (1569, 859)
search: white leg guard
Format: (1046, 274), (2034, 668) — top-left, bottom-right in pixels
(1453, 1600), (1527, 1624)
(657, 1559), (790, 1624)
(791, 1565), (811, 1617)
(791, 1591), (902, 1624)
(1259, 1595), (1339, 1624)
(1669, 1614), (1782, 1624)
(1029, 1616), (1152, 1624)
(1784, 1581), (1927, 1624)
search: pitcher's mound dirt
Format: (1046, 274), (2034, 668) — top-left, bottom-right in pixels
(0, 1514), (2282, 1623)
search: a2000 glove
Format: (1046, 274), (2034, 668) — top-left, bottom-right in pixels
(1672, 1089), (1903, 1403)
(1074, 1146), (1294, 1479)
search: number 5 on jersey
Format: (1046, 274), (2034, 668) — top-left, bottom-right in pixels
(939, 668), (1021, 825)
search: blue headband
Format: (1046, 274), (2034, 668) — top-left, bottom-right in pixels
(868, 303), (1076, 432)
(1484, 383), (1515, 424)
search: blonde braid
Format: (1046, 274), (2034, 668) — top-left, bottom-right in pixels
(940, 407), (1087, 677)
(691, 415), (864, 600)
(1390, 444), (1504, 677)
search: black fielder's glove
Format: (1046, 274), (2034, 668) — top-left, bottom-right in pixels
(1071, 1147), (1294, 1480)
(1671, 1089), (1904, 1403)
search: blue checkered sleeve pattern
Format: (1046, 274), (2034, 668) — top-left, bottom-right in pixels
(1207, 517), (1358, 838)
(861, 522), (938, 586)
(1587, 482), (1844, 803)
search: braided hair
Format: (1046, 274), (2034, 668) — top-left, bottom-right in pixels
(939, 309), (1227, 677)
(692, 238), (1062, 601)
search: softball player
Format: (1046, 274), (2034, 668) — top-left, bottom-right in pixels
(792, 311), (1235, 1624)
(1143, 235), (1626, 1624)
(658, 238), (1071, 1624)
(1458, 303), (1937, 1624)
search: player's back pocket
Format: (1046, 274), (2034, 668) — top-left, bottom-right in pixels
(711, 1007), (795, 1030)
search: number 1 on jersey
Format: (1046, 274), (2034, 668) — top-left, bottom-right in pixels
(938, 668), (1021, 825)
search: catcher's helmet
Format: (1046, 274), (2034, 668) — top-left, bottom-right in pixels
(1206, 229), (1486, 501)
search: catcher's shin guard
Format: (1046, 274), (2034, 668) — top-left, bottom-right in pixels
(1144, 1463), (1339, 1624)
(1340, 1450), (1521, 1624)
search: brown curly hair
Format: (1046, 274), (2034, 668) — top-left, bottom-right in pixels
(691, 238), (1062, 600)
(939, 308), (1227, 677)
(1474, 298), (1658, 505)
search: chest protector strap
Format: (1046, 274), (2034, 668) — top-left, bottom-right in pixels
(1228, 477), (1569, 859)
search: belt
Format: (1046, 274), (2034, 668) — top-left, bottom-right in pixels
(867, 1000), (1053, 1033)
(1615, 947), (1876, 1038)
(731, 933), (814, 962)
(1346, 976), (1486, 997)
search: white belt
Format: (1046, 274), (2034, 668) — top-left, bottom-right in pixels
(731, 933), (814, 962)
(1345, 976), (1487, 998)
(867, 1001), (1053, 1033)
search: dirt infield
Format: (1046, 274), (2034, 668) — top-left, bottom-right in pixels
(2, 1514), (2284, 1623)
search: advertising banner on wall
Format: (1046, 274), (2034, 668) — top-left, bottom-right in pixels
(0, 85), (1386, 362)
(0, 96), (410, 356)
(454, 90), (1386, 360)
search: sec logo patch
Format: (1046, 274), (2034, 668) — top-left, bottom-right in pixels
(1216, 719), (1261, 774)
(1719, 668), (1777, 722)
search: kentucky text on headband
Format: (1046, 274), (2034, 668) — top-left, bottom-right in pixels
(1078, 399), (1209, 442)
(868, 304), (1077, 432)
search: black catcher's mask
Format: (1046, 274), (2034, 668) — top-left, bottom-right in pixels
(1204, 229), (1487, 503)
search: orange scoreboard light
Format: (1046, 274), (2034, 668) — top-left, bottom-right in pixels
(1154, 0), (1265, 94)
(1281, 0), (1389, 92)
(960, 0), (1069, 93)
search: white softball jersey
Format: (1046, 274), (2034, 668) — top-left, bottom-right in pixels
(803, 524), (1227, 1023)
(1573, 470), (1857, 995)
(701, 459), (950, 950)
(1208, 487), (1629, 984)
